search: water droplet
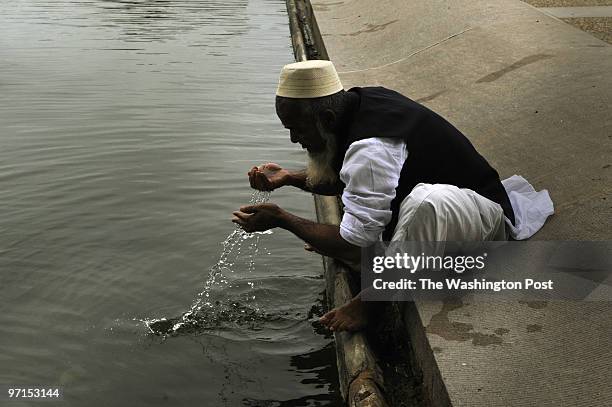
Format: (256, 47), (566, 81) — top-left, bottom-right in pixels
(143, 190), (273, 336)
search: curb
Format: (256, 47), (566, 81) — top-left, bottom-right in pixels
(284, 1), (389, 406)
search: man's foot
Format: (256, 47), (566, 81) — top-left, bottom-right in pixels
(319, 296), (368, 332)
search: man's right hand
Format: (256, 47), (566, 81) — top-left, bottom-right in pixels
(248, 163), (290, 191)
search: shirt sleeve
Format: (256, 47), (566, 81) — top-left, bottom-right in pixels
(339, 138), (407, 247)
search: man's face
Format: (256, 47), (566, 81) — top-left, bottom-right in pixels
(275, 98), (326, 153)
(275, 96), (339, 187)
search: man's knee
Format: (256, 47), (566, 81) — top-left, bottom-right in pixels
(394, 184), (502, 241)
(393, 187), (449, 241)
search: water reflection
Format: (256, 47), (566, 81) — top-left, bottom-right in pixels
(0, 0), (338, 404)
(95, 0), (250, 42)
(242, 343), (343, 406)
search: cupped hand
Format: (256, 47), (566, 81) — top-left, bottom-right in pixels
(247, 163), (290, 191)
(232, 203), (284, 233)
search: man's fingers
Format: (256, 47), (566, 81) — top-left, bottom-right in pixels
(304, 243), (319, 253)
(263, 162), (281, 171)
(255, 171), (272, 190)
(304, 243), (324, 255)
(330, 317), (343, 332)
(232, 211), (253, 220)
(232, 215), (254, 232)
(248, 168), (272, 191)
(239, 205), (257, 213)
(320, 310), (335, 324)
(248, 166), (259, 189)
(232, 218), (253, 232)
(249, 167), (273, 191)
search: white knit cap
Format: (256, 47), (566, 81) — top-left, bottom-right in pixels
(276, 60), (343, 98)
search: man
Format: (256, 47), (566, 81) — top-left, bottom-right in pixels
(232, 60), (553, 332)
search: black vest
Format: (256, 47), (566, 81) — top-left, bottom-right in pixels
(337, 87), (515, 241)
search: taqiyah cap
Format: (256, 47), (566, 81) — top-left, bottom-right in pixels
(276, 60), (343, 98)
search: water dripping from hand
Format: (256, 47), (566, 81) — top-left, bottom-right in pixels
(141, 190), (273, 336)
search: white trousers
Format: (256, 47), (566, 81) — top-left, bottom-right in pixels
(391, 183), (507, 242)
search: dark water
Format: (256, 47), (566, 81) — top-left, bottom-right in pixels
(0, 0), (340, 405)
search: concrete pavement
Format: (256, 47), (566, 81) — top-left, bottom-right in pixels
(522, 0), (612, 43)
(309, 0), (611, 405)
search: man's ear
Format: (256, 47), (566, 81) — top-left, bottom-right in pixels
(319, 108), (337, 130)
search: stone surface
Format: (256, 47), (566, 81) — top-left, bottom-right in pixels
(310, 0), (612, 405)
(540, 5), (612, 17)
(522, 0), (612, 7)
(564, 16), (612, 43)
(522, 1), (612, 43)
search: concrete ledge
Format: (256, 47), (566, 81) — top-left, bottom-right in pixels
(308, 0), (611, 406)
(284, 1), (389, 406)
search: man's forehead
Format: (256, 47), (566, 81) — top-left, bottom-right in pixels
(276, 97), (311, 124)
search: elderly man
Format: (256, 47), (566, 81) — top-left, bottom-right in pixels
(232, 60), (553, 332)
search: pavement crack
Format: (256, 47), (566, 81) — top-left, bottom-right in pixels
(338, 27), (473, 74)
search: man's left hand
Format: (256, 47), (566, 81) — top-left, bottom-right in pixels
(232, 203), (285, 233)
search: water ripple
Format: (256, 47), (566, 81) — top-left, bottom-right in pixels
(0, 0), (336, 405)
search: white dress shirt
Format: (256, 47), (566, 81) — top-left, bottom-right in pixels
(339, 138), (407, 247)
(338, 138), (554, 246)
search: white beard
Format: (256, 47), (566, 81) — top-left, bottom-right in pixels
(306, 129), (339, 188)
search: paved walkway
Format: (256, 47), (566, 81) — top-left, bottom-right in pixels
(540, 5), (612, 17)
(522, 1), (612, 43)
(310, 0), (611, 405)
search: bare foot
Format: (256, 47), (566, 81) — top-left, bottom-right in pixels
(319, 296), (368, 332)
